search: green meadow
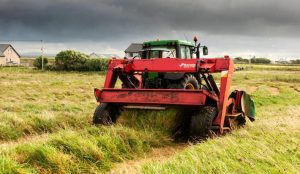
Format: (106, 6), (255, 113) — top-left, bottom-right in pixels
(0, 65), (299, 174)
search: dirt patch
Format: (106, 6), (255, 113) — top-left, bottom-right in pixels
(269, 86), (279, 95)
(248, 86), (258, 94)
(108, 144), (188, 174)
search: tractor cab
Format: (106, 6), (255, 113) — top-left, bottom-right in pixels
(140, 39), (208, 59)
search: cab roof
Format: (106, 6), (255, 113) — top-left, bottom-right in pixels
(143, 40), (194, 47)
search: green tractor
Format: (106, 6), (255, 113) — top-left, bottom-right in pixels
(124, 38), (209, 90)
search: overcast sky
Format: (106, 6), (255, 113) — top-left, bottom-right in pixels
(0, 0), (300, 59)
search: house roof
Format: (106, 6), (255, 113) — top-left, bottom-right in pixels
(125, 43), (143, 53)
(0, 44), (9, 57)
(0, 44), (21, 57)
(90, 52), (100, 57)
(0, 44), (10, 52)
(89, 53), (120, 58)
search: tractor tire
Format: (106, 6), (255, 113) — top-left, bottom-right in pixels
(189, 106), (217, 140)
(167, 74), (200, 89)
(92, 103), (120, 125)
(171, 109), (195, 142)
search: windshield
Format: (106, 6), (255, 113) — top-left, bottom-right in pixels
(142, 46), (176, 59)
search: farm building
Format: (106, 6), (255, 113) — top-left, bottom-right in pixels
(90, 52), (100, 58)
(89, 52), (120, 58)
(0, 44), (21, 65)
(125, 43), (143, 58)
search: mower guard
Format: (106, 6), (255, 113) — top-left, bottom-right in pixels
(94, 88), (218, 106)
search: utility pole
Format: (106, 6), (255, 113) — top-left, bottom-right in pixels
(41, 40), (44, 70)
(249, 55), (251, 65)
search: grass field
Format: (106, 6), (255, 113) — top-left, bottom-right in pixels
(0, 65), (299, 174)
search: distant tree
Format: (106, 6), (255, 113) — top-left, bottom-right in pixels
(55, 50), (89, 71)
(234, 57), (249, 64)
(290, 59), (300, 64)
(234, 57), (242, 61)
(54, 50), (109, 71)
(250, 58), (271, 64)
(33, 56), (48, 69)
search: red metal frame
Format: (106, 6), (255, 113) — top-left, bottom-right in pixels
(95, 56), (234, 134)
(96, 88), (219, 106)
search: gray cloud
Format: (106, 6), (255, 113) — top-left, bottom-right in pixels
(0, 0), (299, 57)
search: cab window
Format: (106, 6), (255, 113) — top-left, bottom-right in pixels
(162, 49), (176, 58)
(180, 46), (186, 58)
(149, 50), (159, 58)
(186, 47), (191, 58)
(180, 46), (192, 59)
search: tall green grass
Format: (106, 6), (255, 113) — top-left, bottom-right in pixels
(141, 70), (300, 174)
(1, 66), (300, 174)
(0, 68), (102, 141)
(0, 67), (177, 173)
(142, 107), (300, 173)
(1, 126), (171, 173)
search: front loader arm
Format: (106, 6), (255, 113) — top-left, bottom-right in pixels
(103, 59), (124, 88)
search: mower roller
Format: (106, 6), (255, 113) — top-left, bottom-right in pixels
(93, 38), (255, 139)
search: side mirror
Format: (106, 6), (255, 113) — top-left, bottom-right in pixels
(203, 46), (208, 55)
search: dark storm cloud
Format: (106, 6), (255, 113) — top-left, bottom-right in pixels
(0, 0), (300, 42)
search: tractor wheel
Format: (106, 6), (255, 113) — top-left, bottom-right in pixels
(92, 103), (120, 125)
(168, 74), (199, 89)
(189, 106), (217, 140)
(171, 109), (195, 142)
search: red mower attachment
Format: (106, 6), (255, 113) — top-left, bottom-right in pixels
(93, 40), (255, 139)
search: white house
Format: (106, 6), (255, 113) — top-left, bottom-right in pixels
(90, 52), (100, 58)
(89, 52), (120, 58)
(0, 44), (21, 65)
